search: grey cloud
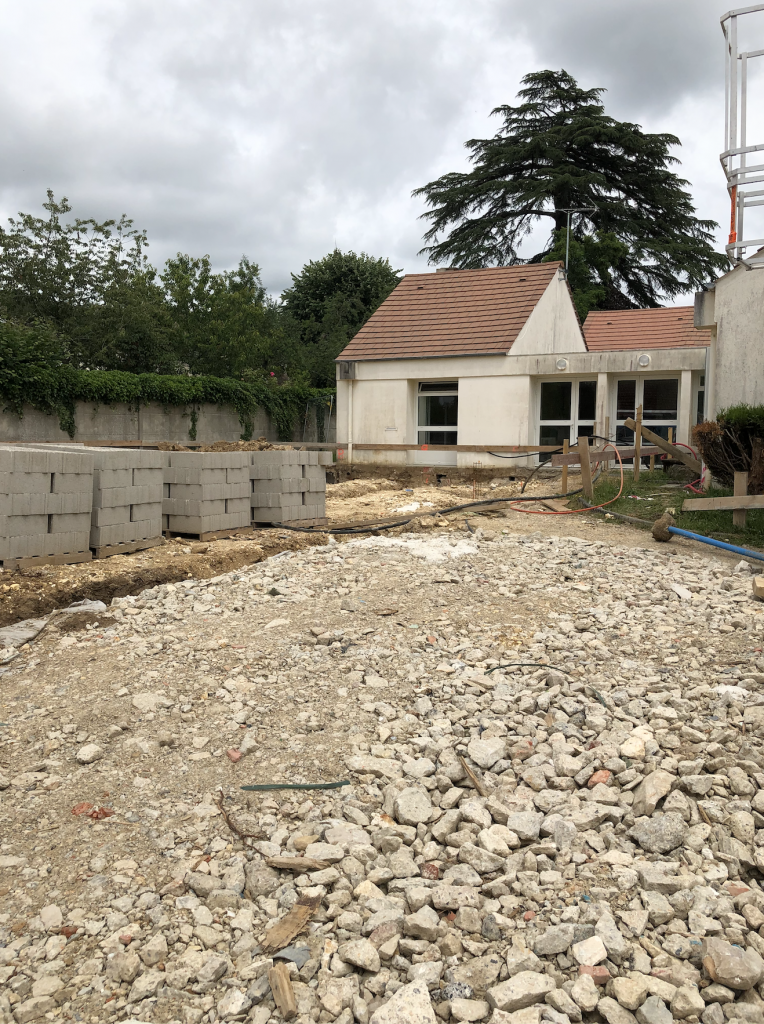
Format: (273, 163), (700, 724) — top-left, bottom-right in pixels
(0, 0), (757, 296)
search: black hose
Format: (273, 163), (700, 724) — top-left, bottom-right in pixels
(276, 436), (614, 535)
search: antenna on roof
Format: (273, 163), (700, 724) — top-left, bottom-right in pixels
(557, 207), (597, 273)
(721, 5), (764, 268)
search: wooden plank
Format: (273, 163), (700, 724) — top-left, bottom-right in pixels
(261, 893), (322, 954)
(634, 404), (643, 482)
(268, 963), (297, 1020)
(550, 446), (661, 467)
(734, 471), (749, 528)
(578, 435), (593, 499)
(267, 518), (328, 529)
(683, 494), (764, 512)
(561, 439), (568, 494)
(623, 418), (702, 474)
(0, 550), (92, 570)
(350, 443), (562, 452)
(92, 536), (164, 559)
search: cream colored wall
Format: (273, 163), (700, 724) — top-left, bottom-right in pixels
(510, 270), (586, 356)
(456, 376), (531, 446)
(712, 266), (764, 412)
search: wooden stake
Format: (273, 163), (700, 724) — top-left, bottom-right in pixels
(561, 438), (569, 494)
(634, 404), (643, 482)
(268, 963), (297, 1020)
(734, 471), (749, 529)
(578, 435), (593, 500)
(649, 455), (655, 472)
(668, 426), (674, 444)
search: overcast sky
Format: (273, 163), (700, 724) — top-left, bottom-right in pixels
(1, 0), (763, 296)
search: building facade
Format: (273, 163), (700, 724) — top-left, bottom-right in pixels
(336, 264), (710, 467)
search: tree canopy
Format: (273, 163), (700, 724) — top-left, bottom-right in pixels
(413, 70), (728, 315)
(0, 193), (399, 384)
(280, 249), (401, 386)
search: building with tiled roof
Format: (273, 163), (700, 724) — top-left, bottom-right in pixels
(335, 265), (712, 468)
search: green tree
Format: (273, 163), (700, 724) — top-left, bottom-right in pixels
(161, 254), (284, 378)
(413, 70), (728, 310)
(281, 249), (401, 385)
(0, 190), (174, 372)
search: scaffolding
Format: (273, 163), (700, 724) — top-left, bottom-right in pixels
(721, 5), (764, 267)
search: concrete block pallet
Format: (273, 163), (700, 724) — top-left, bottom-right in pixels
(0, 446), (93, 568)
(249, 450), (327, 526)
(162, 451), (251, 537)
(15, 443), (166, 558)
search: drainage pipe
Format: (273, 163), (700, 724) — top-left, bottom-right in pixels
(666, 525), (764, 563)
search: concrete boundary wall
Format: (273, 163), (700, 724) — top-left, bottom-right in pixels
(0, 402), (337, 445)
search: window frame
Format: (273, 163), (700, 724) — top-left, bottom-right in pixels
(614, 376), (680, 449)
(417, 381), (458, 446)
(537, 377), (598, 460)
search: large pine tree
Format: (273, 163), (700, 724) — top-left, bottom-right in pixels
(413, 70), (727, 313)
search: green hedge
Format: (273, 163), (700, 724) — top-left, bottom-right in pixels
(0, 364), (335, 441)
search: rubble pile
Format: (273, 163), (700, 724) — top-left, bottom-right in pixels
(2, 529), (764, 1024)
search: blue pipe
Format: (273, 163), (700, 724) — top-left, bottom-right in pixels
(668, 526), (764, 562)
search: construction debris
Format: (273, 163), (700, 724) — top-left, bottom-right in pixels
(2, 518), (764, 1023)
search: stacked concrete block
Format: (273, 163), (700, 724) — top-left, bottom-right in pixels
(86, 447), (165, 553)
(250, 450), (327, 524)
(16, 444), (165, 555)
(162, 451), (250, 535)
(0, 445), (93, 566)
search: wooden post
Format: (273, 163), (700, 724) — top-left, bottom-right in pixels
(269, 963), (297, 1020)
(734, 471), (749, 529)
(633, 404), (643, 482)
(561, 438), (569, 494)
(578, 435), (593, 500)
(649, 454), (655, 472)
(668, 426), (674, 445)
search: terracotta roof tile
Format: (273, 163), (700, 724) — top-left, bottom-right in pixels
(337, 264), (561, 361)
(583, 307), (706, 351)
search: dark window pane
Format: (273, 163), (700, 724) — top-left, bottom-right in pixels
(540, 425), (570, 446)
(643, 379), (678, 421)
(539, 424), (569, 462)
(418, 430), (457, 445)
(578, 381), (597, 421)
(647, 425), (672, 441)
(616, 425), (634, 446)
(696, 389), (705, 424)
(577, 424), (594, 439)
(418, 395), (458, 427)
(616, 380), (636, 419)
(419, 381), (458, 392)
(540, 381), (571, 421)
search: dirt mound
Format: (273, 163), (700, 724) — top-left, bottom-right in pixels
(156, 437), (289, 452)
(327, 477), (400, 499)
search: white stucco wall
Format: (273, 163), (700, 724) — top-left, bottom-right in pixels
(711, 266), (764, 412)
(510, 270), (586, 355)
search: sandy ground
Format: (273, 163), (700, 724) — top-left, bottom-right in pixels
(0, 474), (752, 632)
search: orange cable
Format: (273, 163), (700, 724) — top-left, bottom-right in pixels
(507, 443), (625, 516)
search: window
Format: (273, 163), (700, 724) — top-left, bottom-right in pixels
(538, 380), (597, 460)
(418, 382), (458, 445)
(615, 377), (679, 449)
(696, 374), (705, 425)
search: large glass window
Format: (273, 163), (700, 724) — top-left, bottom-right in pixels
(538, 380), (597, 460)
(615, 378), (679, 451)
(418, 382), (458, 445)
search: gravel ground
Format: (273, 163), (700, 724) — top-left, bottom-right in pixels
(2, 522), (764, 1024)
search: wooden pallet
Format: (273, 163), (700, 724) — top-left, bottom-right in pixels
(254, 517), (329, 529)
(1, 550), (93, 570)
(165, 526), (260, 543)
(92, 536), (165, 559)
